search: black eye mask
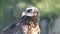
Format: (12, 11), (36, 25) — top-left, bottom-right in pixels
(27, 9), (32, 13)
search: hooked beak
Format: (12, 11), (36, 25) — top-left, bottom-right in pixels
(22, 6), (39, 17)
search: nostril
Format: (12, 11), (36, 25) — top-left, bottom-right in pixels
(27, 9), (32, 12)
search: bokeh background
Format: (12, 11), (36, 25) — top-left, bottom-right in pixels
(0, 0), (60, 34)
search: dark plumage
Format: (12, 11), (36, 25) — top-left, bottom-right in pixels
(2, 7), (40, 34)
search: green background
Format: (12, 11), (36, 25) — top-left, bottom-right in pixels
(0, 0), (60, 34)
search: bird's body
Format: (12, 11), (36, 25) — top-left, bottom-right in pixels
(2, 6), (40, 34)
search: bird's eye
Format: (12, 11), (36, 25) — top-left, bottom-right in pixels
(27, 9), (32, 12)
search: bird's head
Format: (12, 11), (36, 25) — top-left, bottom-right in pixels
(22, 6), (39, 17)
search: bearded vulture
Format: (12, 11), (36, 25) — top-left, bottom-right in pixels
(2, 6), (40, 34)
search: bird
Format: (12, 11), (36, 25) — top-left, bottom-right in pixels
(1, 6), (40, 34)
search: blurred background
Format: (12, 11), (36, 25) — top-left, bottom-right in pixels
(0, 0), (60, 34)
